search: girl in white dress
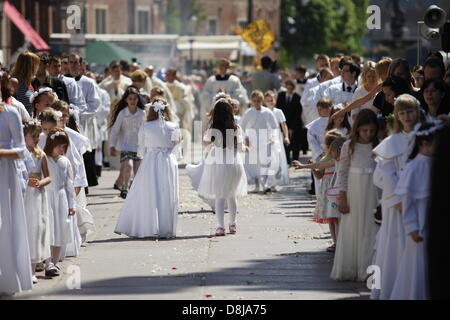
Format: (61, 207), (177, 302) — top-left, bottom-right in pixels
(240, 90), (279, 193)
(23, 119), (52, 284)
(0, 104), (32, 295)
(115, 98), (182, 239)
(43, 128), (76, 277)
(390, 121), (444, 300)
(370, 94), (423, 299)
(186, 93), (231, 212)
(109, 87), (146, 199)
(306, 98), (333, 195)
(30, 87), (58, 119)
(198, 99), (249, 236)
(264, 90), (290, 186)
(52, 101), (96, 244)
(331, 109), (380, 282)
(38, 109), (83, 260)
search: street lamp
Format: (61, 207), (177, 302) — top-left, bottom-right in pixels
(188, 15), (197, 74)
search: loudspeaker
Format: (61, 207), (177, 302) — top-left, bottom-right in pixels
(442, 22), (450, 52)
(424, 5), (447, 29)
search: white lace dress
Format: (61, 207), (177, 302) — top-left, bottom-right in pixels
(331, 141), (379, 282)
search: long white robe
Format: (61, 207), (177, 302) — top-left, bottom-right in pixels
(239, 106), (279, 189)
(390, 154), (431, 300)
(0, 106), (33, 294)
(370, 132), (415, 300)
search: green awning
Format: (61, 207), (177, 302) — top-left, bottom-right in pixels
(86, 41), (136, 65)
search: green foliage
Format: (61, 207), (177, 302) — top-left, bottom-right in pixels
(166, 0), (181, 34)
(280, 0), (370, 67)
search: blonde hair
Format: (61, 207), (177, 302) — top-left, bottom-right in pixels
(264, 90), (276, 98)
(323, 129), (342, 154)
(360, 60), (378, 88)
(375, 57), (392, 82)
(23, 119), (45, 159)
(12, 51), (40, 85)
(329, 136), (346, 158)
(146, 97), (173, 122)
(251, 90), (264, 100)
(393, 94), (423, 133)
(317, 97), (333, 109)
(131, 70), (148, 83)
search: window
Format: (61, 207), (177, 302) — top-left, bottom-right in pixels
(95, 9), (107, 34)
(137, 10), (149, 34)
(208, 20), (217, 35)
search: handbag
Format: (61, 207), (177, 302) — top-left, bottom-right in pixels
(325, 170), (340, 210)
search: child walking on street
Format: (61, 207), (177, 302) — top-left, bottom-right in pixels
(198, 99), (249, 236)
(109, 87), (146, 199)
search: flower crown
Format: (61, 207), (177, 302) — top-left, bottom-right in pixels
(30, 87), (59, 105)
(23, 119), (41, 128)
(415, 120), (446, 137)
(50, 131), (62, 140)
(214, 92), (229, 101)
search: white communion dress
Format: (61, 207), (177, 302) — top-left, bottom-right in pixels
(198, 125), (248, 200)
(23, 152), (51, 263)
(115, 120), (182, 238)
(46, 155), (76, 247)
(0, 106), (33, 294)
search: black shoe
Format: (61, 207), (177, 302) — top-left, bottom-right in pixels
(85, 187), (89, 195)
(374, 205), (382, 225)
(308, 189), (315, 196)
(120, 190), (128, 199)
(263, 188), (271, 194)
(114, 184), (120, 190)
(103, 162), (110, 168)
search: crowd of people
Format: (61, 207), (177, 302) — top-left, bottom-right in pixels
(1, 48), (450, 300)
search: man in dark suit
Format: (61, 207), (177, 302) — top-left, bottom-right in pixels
(276, 79), (307, 164)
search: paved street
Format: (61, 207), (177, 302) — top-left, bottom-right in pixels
(13, 152), (369, 300)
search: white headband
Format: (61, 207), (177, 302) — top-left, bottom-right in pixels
(30, 87), (59, 105)
(415, 120), (446, 137)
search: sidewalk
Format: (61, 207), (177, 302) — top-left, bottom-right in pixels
(12, 157), (369, 300)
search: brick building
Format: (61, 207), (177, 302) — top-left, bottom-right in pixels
(177, 0), (280, 37)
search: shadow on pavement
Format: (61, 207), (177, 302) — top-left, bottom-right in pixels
(32, 251), (368, 299)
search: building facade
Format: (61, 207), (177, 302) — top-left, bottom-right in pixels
(182, 0), (280, 37)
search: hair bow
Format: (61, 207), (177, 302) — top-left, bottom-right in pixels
(148, 100), (167, 129)
(50, 131), (61, 140)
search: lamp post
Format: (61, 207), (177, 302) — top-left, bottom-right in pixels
(188, 15), (197, 74)
(247, 0), (253, 27)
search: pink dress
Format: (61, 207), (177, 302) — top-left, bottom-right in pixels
(313, 155), (338, 224)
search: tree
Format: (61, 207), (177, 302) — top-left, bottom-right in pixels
(166, 0), (181, 34)
(280, 0), (370, 67)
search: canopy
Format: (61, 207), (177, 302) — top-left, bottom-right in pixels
(3, 0), (50, 51)
(86, 41), (136, 65)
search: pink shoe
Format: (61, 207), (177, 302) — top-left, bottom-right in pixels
(229, 224), (237, 234)
(215, 227), (226, 236)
